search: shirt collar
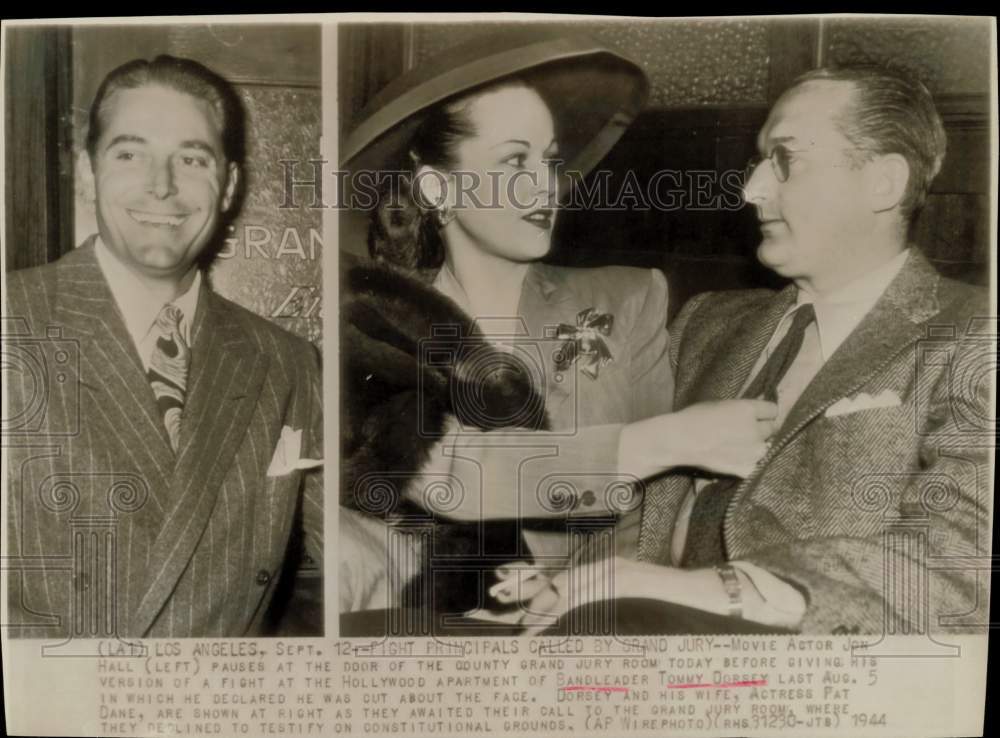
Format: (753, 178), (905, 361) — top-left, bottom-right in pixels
(783, 248), (910, 361)
(94, 235), (201, 349)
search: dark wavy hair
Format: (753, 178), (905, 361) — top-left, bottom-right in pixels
(789, 64), (946, 222)
(368, 79), (530, 276)
(86, 54), (246, 166)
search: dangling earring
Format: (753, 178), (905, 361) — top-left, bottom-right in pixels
(435, 204), (455, 227)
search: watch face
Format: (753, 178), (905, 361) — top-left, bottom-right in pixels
(715, 564), (743, 618)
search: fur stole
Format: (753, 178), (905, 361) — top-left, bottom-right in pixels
(341, 263), (549, 615)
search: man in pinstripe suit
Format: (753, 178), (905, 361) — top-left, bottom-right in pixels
(527, 65), (991, 636)
(4, 55), (322, 638)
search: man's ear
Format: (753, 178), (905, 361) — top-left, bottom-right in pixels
(221, 161), (240, 213)
(77, 150), (96, 203)
(868, 153), (910, 213)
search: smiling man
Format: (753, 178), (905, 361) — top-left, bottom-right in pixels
(534, 65), (992, 636)
(5, 56), (322, 638)
(87, 82), (239, 294)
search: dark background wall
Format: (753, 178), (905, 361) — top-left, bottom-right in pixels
(340, 17), (992, 321)
(4, 23), (322, 344)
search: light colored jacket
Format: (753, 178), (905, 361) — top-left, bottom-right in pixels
(427, 261), (674, 522)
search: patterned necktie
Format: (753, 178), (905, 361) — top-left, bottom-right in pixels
(681, 303), (816, 568)
(148, 304), (190, 452)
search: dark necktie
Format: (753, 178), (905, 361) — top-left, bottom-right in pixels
(147, 304), (190, 452)
(681, 303), (816, 568)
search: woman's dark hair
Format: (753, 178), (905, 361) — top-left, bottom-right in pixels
(368, 80), (529, 275)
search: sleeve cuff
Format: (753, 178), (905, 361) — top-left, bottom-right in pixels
(731, 560), (808, 625)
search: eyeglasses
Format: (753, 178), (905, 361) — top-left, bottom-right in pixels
(745, 144), (875, 184)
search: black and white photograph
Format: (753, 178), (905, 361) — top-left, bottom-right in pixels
(1, 12), (996, 738)
(336, 16), (995, 641)
(3, 22), (324, 640)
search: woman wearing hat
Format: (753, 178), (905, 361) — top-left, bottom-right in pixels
(339, 32), (778, 626)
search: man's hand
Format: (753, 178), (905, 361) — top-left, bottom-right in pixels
(619, 399), (777, 480)
(516, 556), (805, 631)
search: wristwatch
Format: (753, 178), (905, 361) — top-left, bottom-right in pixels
(715, 563), (743, 619)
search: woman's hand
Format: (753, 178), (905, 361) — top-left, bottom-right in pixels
(619, 399), (778, 480)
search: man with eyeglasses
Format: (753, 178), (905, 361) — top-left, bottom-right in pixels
(524, 64), (991, 636)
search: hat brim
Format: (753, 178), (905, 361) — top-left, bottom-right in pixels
(340, 32), (649, 195)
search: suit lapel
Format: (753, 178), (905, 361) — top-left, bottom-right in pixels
(683, 285), (797, 405)
(638, 288), (795, 562)
(643, 251), (942, 562)
(517, 263), (577, 337)
(763, 251), (940, 458)
(518, 263), (578, 418)
(130, 289), (271, 636)
(52, 242), (181, 635)
(723, 251), (942, 548)
(52, 242), (176, 494)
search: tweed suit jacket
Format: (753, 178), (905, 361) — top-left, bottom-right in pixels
(4, 241), (323, 638)
(637, 250), (992, 634)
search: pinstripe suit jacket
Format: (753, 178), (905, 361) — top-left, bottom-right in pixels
(637, 250), (992, 634)
(4, 241), (323, 638)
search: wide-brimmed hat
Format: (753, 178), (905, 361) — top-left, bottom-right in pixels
(341, 29), (649, 193)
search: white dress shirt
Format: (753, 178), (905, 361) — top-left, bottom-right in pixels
(94, 236), (201, 372)
(742, 247), (912, 425)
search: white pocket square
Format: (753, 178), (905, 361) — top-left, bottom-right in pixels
(267, 426), (323, 476)
(825, 389), (901, 418)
